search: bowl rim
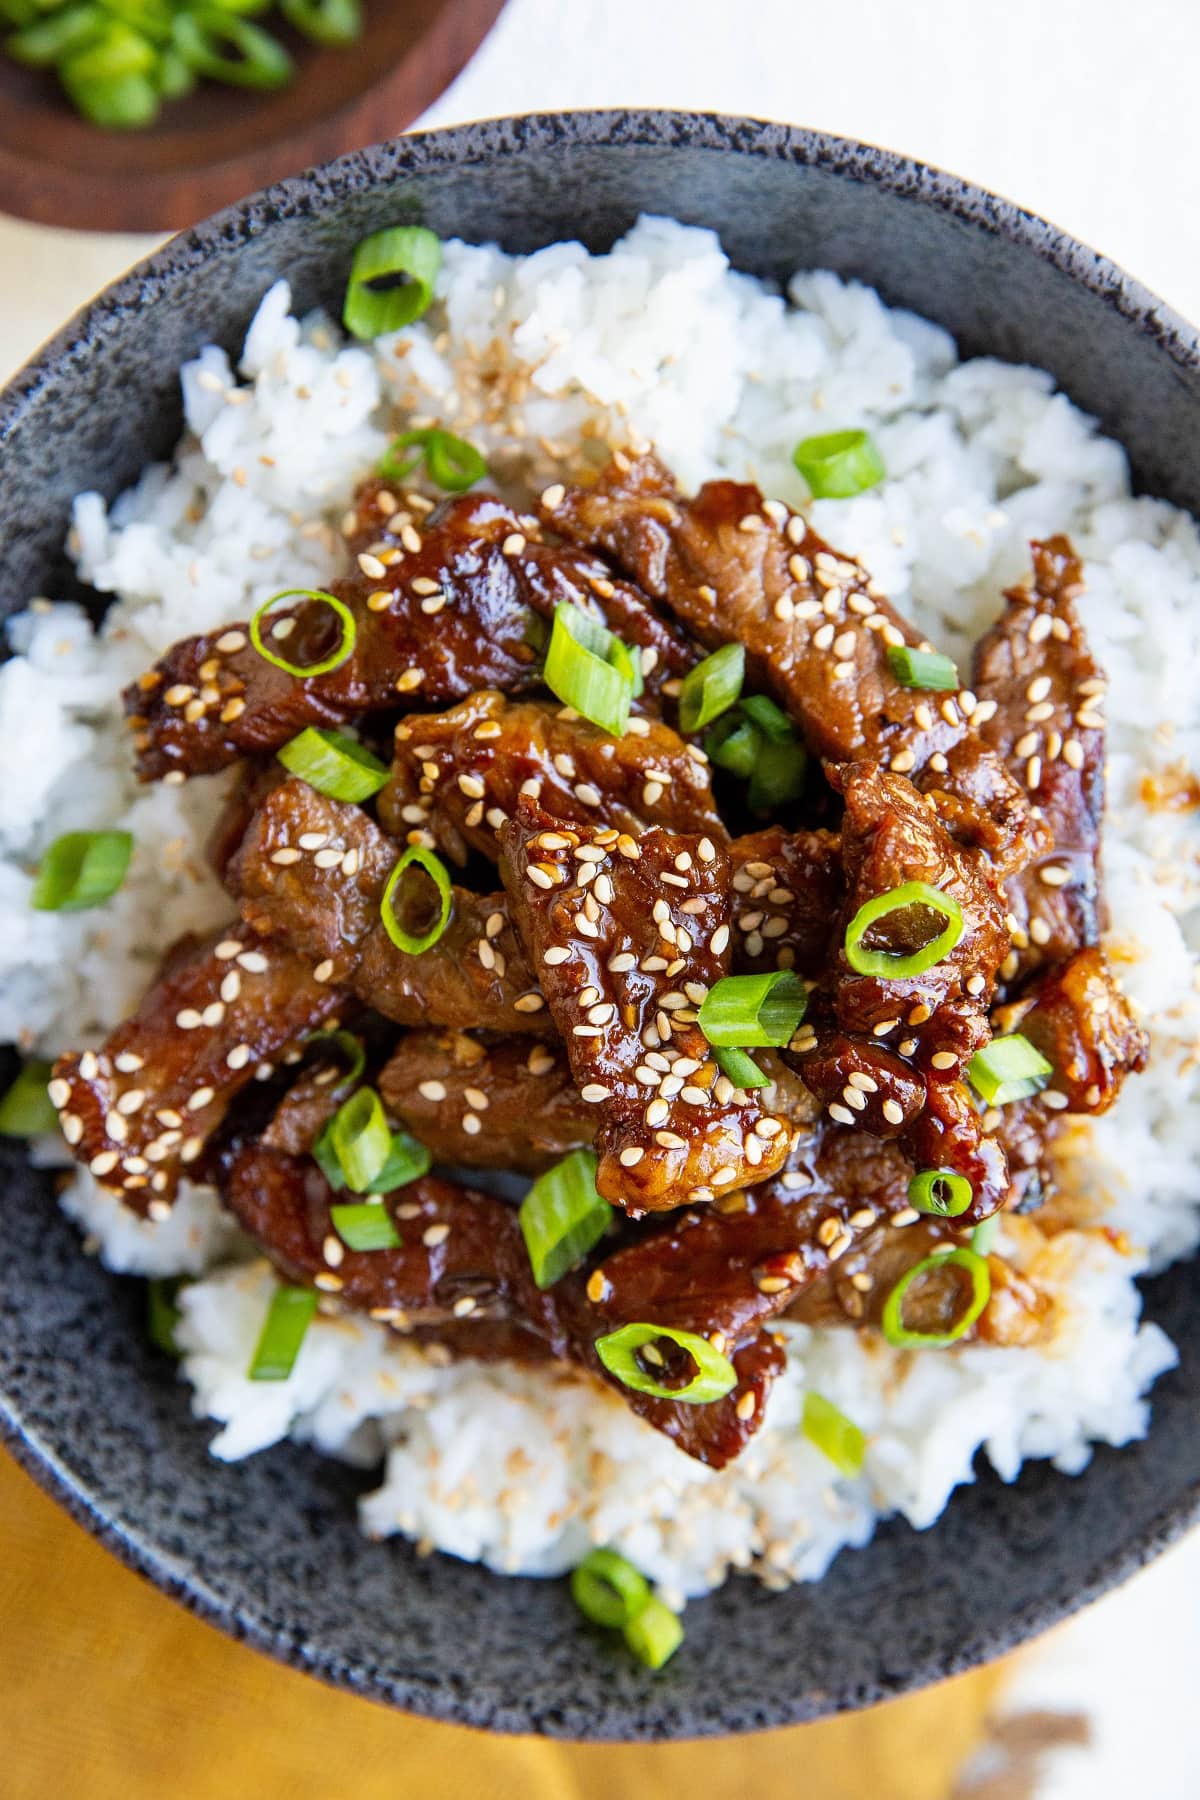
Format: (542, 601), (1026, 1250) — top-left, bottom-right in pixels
(3, 106), (1200, 1737)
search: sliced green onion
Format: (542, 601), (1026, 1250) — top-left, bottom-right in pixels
(886, 644), (960, 692)
(155, 44), (195, 97)
(380, 844), (453, 955)
(713, 1045), (770, 1089)
(881, 1247), (991, 1350)
(678, 643), (744, 734)
(705, 714), (762, 779)
(378, 427), (487, 493)
(312, 1121), (346, 1192)
(172, 13), (293, 89)
(330, 1201), (401, 1252)
(972, 1215), (1000, 1257)
(801, 1391), (866, 1476)
(343, 225), (442, 340)
(277, 727), (388, 801)
(624, 1596), (684, 1670)
(967, 1034), (1054, 1107)
(908, 1168), (973, 1219)
(248, 1284), (319, 1381)
(519, 1148), (611, 1289)
(793, 429), (885, 499)
(738, 694), (794, 743)
(748, 735), (808, 812)
(371, 1129), (432, 1193)
(0, 1060), (57, 1136)
(698, 971), (807, 1048)
(543, 603), (634, 737)
(278, 0), (362, 46)
(594, 1322), (737, 1403)
(7, 4), (107, 67)
(843, 880), (964, 979)
(249, 589), (356, 680)
(147, 1277), (182, 1356)
(328, 1086), (391, 1193)
(305, 1027), (365, 1092)
(31, 830), (133, 913)
(570, 1547), (650, 1630)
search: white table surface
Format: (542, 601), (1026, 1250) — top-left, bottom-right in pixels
(2, 2), (1197, 1792)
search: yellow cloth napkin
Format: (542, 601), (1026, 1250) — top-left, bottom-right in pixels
(0, 1448), (1003, 1799)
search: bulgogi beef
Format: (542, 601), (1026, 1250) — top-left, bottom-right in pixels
(52, 445), (1149, 1471)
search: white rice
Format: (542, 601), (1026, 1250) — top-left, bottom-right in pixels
(4, 216), (1198, 1605)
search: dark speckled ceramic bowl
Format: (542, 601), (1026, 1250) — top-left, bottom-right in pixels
(2, 112), (1199, 1742)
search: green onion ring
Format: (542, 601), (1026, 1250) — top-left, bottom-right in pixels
(678, 643), (745, 735)
(248, 1284), (319, 1381)
(623, 1596), (684, 1669)
(327, 1086), (391, 1193)
(966, 1034), (1054, 1106)
(570, 1547), (651, 1630)
(378, 427), (487, 493)
(329, 1202), (401, 1252)
(594, 1322), (738, 1404)
(886, 644), (960, 692)
(249, 589), (357, 680)
(277, 727), (388, 802)
(793, 428), (886, 499)
(519, 1148), (612, 1289)
(305, 1028), (366, 1093)
(379, 845), (453, 956)
(543, 602), (635, 738)
(801, 1391), (867, 1476)
(31, 830), (133, 913)
(712, 1045), (770, 1090)
(843, 880), (964, 979)
(343, 225), (442, 340)
(907, 1168), (973, 1218)
(697, 971), (808, 1049)
(0, 1060), (59, 1136)
(881, 1247), (991, 1350)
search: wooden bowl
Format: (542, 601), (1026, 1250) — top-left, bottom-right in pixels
(0, 0), (506, 233)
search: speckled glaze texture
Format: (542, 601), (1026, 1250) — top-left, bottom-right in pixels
(1, 112), (1199, 1741)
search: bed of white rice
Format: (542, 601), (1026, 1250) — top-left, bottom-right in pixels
(3, 216), (1198, 1606)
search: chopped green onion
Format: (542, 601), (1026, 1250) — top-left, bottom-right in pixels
(793, 429), (885, 499)
(277, 727), (388, 802)
(972, 1215), (1000, 1257)
(312, 1122), (346, 1191)
(738, 694), (794, 743)
(31, 830), (133, 913)
(7, 4), (108, 67)
(155, 44), (195, 97)
(624, 1596), (684, 1670)
(519, 1148), (611, 1289)
(372, 1129), (432, 1193)
(0, 1060), (57, 1136)
(172, 12), (293, 89)
(248, 1284), (319, 1381)
(330, 1201), (401, 1252)
(543, 603), (634, 737)
(378, 427), (486, 493)
(698, 971), (807, 1048)
(594, 1322), (738, 1403)
(705, 714), (762, 779)
(886, 644), (960, 692)
(343, 225), (441, 340)
(278, 0), (362, 45)
(801, 1391), (866, 1476)
(146, 1277), (182, 1356)
(379, 844), (453, 955)
(843, 880), (964, 979)
(570, 1547), (650, 1630)
(748, 735), (808, 812)
(881, 1247), (991, 1350)
(305, 1028), (365, 1092)
(967, 1034), (1054, 1106)
(678, 643), (744, 734)
(713, 1045), (770, 1089)
(59, 18), (160, 127)
(908, 1168), (973, 1219)
(249, 589), (356, 680)
(327, 1086), (391, 1193)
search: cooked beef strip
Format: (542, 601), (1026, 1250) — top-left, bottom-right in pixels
(378, 1032), (593, 1173)
(544, 452), (1046, 879)
(729, 826), (843, 977)
(226, 778), (553, 1036)
(225, 1142), (780, 1467)
(127, 483), (695, 783)
(49, 924), (344, 1212)
(499, 799), (794, 1213)
(206, 758), (286, 880)
(972, 538), (1107, 985)
(377, 690), (725, 865)
(996, 945), (1148, 1115)
(788, 763), (1012, 1220)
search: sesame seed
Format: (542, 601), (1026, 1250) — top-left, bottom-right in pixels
(270, 848), (301, 866)
(187, 1086), (215, 1111)
(526, 865), (554, 890)
(116, 1088), (147, 1116)
(462, 1113), (482, 1135)
(889, 749), (917, 774)
(586, 1270), (610, 1302)
(618, 1146), (645, 1168)
(541, 484), (566, 511)
(581, 1084), (612, 1103)
(1043, 1089), (1070, 1111)
(930, 1050), (957, 1070)
(847, 1071), (878, 1093)
(513, 993), (546, 1013)
(842, 1086), (867, 1112)
(735, 1392), (756, 1421)
(542, 946), (569, 966)
(966, 973), (986, 996)
(645, 1098), (670, 1127)
(710, 924), (730, 955)
(313, 960), (335, 983)
(358, 553), (387, 579)
(423, 1223), (450, 1247)
(828, 1103), (855, 1125)
(89, 1151), (119, 1177)
(226, 1044), (251, 1070)
(882, 1099), (904, 1125)
(1039, 864), (1070, 887)
(892, 1207), (920, 1228)
(655, 1130), (686, 1149)
(898, 1037), (918, 1057)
